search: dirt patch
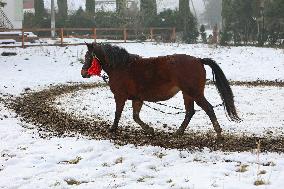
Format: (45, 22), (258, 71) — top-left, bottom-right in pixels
(5, 81), (284, 152)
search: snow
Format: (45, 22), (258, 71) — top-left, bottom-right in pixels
(1, 42), (284, 188)
(0, 32), (23, 35)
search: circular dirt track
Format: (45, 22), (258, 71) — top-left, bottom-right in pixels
(7, 81), (284, 152)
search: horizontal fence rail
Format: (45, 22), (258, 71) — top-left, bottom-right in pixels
(0, 27), (176, 48)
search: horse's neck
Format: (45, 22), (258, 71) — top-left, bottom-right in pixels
(101, 64), (111, 75)
(103, 66), (120, 78)
(106, 66), (130, 79)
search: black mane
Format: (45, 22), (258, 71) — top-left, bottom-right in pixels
(100, 44), (134, 69)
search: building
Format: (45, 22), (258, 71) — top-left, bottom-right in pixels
(23, 0), (34, 13)
(0, 0), (23, 29)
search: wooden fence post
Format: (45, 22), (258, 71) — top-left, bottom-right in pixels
(21, 29), (25, 48)
(93, 28), (97, 42)
(60, 28), (64, 46)
(123, 28), (127, 42)
(150, 28), (153, 41)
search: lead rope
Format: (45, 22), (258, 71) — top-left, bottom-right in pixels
(101, 74), (109, 83)
(143, 102), (223, 115)
(100, 75), (223, 115)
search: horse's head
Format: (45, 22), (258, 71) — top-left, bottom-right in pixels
(81, 43), (106, 78)
(81, 43), (137, 78)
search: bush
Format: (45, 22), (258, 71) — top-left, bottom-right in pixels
(200, 24), (207, 43)
(153, 9), (178, 28)
(69, 7), (94, 28)
(220, 29), (232, 45)
(179, 11), (199, 43)
(94, 11), (125, 28)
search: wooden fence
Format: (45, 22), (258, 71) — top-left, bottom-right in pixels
(0, 27), (176, 48)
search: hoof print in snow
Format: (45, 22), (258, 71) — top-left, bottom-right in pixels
(24, 88), (31, 92)
(65, 178), (87, 186)
(58, 156), (82, 164)
(254, 179), (268, 186)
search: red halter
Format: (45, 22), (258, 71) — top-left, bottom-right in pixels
(87, 57), (102, 76)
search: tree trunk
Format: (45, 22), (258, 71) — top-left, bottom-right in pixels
(85, 0), (96, 15)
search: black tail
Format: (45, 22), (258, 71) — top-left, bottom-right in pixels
(202, 58), (241, 122)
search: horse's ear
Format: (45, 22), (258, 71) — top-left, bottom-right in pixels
(86, 43), (93, 51)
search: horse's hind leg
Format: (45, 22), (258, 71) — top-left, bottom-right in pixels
(195, 96), (223, 139)
(132, 100), (154, 134)
(174, 93), (195, 136)
(108, 97), (126, 133)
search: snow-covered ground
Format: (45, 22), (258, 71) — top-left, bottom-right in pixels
(1, 43), (284, 188)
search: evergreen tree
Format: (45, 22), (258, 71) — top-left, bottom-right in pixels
(69, 6), (94, 28)
(57, 0), (68, 20)
(86, 0), (95, 15)
(179, 0), (190, 35)
(0, 0), (6, 7)
(200, 24), (207, 43)
(179, 0), (198, 43)
(221, 0), (258, 45)
(34, 0), (45, 19)
(140, 0), (157, 27)
(24, 1), (49, 30)
(116, 0), (126, 15)
(34, 0), (46, 26)
(264, 0), (284, 19)
(220, 27), (232, 45)
(94, 11), (125, 28)
(154, 9), (178, 28)
(264, 0), (284, 46)
(221, 0), (233, 29)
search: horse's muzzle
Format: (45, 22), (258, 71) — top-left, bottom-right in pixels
(81, 69), (91, 78)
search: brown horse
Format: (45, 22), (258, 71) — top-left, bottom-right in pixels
(81, 43), (240, 139)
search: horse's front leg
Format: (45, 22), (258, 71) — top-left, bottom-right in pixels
(132, 100), (154, 135)
(108, 97), (126, 133)
(174, 93), (195, 136)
